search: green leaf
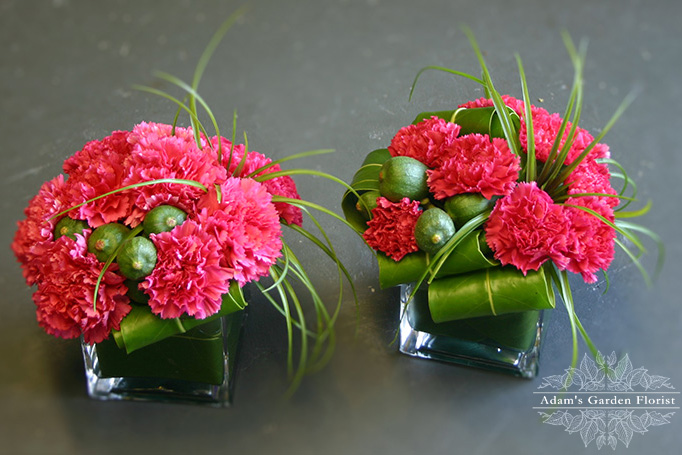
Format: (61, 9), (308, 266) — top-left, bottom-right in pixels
(341, 149), (392, 232)
(113, 281), (246, 353)
(377, 230), (496, 289)
(428, 266), (555, 322)
(98, 318), (230, 385)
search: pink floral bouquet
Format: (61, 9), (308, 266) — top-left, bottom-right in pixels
(342, 31), (660, 372)
(12, 122), (310, 345)
(12, 12), (350, 400)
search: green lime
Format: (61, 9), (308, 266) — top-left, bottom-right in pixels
(124, 279), (149, 304)
(378, 156), (429, 202)
(117, 236), (157, 281)
(54, 217), (90, 240)
(87, 223), (131, 262)
(414, 207), (456, 255)
(355, 190), (381, 219)
(444, 193), (494, 229)
(143, 205), (187, 235)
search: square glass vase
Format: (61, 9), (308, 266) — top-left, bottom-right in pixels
(398, 283), (547, 378)
(81, 309), (246, 406)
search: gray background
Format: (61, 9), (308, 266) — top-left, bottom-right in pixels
(1, 0), (680, 454)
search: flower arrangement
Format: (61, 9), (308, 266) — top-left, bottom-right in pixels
(12, 10), (353, 398)
(342, 30), (661, 372)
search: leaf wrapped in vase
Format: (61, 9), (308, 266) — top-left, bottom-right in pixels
(11, 11), (353, 405)
(342, 30), (662, 378)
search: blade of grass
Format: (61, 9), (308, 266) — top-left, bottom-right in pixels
(462, 27), (522, 157)
(409, 65), (484, 101)
(245, 149), (335, 178)
(516, 53), (536, 181)
(50, 178), (207, 221)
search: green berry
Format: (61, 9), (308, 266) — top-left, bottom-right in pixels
(54, 217), (90, 240)
(87, 223), (131, 262)
(117, 236), (157, 281)
(414, 208), (456, 255)
(143, 205), (187, 236)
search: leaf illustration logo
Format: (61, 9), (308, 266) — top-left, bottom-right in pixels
(535, 352), (677, 449)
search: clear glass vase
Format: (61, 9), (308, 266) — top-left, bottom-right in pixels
(81, 309), (247, 406)
(398, 283), (547, 378)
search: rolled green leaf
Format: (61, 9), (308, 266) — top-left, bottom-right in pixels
(96, 318), (229, 385)
(412, 109), (458, 124)
(428, 266), (555, 322)
(405, 286), (543, 351)
(411, 107), (520, 139)
(112, 281), (247, 354)
(341, 148), (392, 232)
(378, 230), (497, 289)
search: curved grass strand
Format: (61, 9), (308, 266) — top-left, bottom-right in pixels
(223, 110), (238, 173)
(554, 91), (637, 187)
(614, 238), (652, 288)
(92, 225), (143, 311)
(261, 246), (291, 293)
(288, 207), (357, 321)
(598, 158), (636, 210)
(463, 27), (522, 157)
(553, 192), (635, 204)
(405, 212), (489, 305)
(279, 243), (335, 374)
(548, 266), (580, 372)
(244, 149), (335, 178)
(279, 277), (309, 398)
(614, 200), (652, 218)
(574, 313), (600, 359)
(561, 204), (647, 254)
(542, 35), (587, 193)
(271, 196), (360, 233)
(269, 268), (297, 380)
(616, 220), (665, 280)
(409, 65), (484, 101)
(191, 6), (249, 95)
(154, 71), (223, 157)
(132, 85), (212, 140)
(516, 54), (536, 181)
(254, 168), (358, 194)
(254, 281), (316, 337)
(233, 131), (250, 177)
(49, 178), (208, 221)
(258, 169), (366, 224)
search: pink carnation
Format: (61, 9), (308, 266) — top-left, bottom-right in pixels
(362, 197), (421, 261)
(11, 175), (76, 285)
(121, 122), (227, 226)
(485, 182), (571, 274)
(388, 116), (461, 167)
(459, 96), (610, 164)
(142, 220), (231, 319)
(566, 158), (619, 208)
(32, 233), (130, 344)
(214, 136), (303, 226)
(62, 131), (135, 227)
(196, 177), (283, 285)
(427, 134), (520, 200)
(563, 196), (616, 283)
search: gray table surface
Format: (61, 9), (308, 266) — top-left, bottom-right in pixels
(1, 0), (680, 454)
